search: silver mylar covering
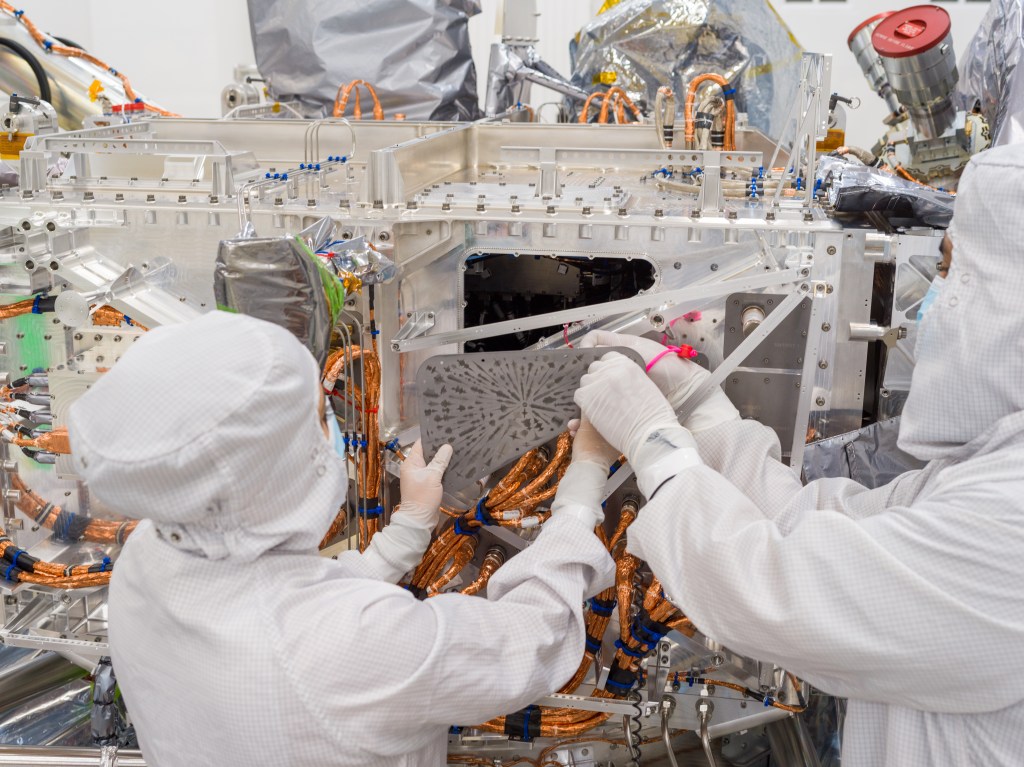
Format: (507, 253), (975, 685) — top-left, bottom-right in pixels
(956, 0), (1024, 146)
(328, 237), (396, 285)
(214, 236), (334, 367)
(246, 0), (483, 121)
(817, 156), (955, 229)
(569, 0), (802, 139)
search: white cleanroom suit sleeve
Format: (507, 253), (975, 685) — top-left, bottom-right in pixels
(330, 514), (431, 583)
(689, 418), (922, 529)
(627, 450), (1024, 715)
(291, 513), (614, 749)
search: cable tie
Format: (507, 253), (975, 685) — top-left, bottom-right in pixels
(474, 498), (496, 527)
(603, 677), (633, 692)
(2, 564), (16, 581)
(722, 88), (736, 97)
(584, 636), (601, 653)
(370, 330), (380, 337)
(614, 639), (645, 659)
(764, 696), (774, 708)
(299, 163), (306, 170)
(31, 294), (42, 314)
(11, 550), (23, 570)
(385, 438), (400, 452)
(452, 518), (475, 536)
(362, 505), (384, 518)
(101, 556), (111, 572)
(645, 344), (698, 372)
(13, 10), (24, 17)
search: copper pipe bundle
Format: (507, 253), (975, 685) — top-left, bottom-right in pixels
(0, 299), (35, 320)
(684, 73), (736, 150)
(333, 80), (385, 120)
(10, 474), (138, 545)
(91, 305), (149, 332)
(11, 427), (70, 454)
(578, 86), (643, 125)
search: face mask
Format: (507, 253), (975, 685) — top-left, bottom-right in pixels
(326, 412), (346, 458)
(917, 277), (944, 321)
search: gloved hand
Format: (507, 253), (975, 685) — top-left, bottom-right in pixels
(394, 440), (454, 530)
(580, 330), (740, 433)
(575, 352), (700, 498)
(552, 418), (614, 529)
(567, 416), (621, 468)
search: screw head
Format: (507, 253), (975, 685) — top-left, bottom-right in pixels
(821, 322), (831, 332)
(826, 245), (837, 255)
(816, 396), (826, 407)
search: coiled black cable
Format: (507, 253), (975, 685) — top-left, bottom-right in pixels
(0, 37), (52, 103)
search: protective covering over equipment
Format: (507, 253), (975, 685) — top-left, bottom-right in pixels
(66, 311), (613, 766)
(818, 155), (955, 228)
(569, 0), (802, 139)
(956, 0), (1024, 146)
(246, 0), (483, 120)
(802, 418), (924, 488)
(625, 144), (1024, 766)
(214, 235), (342, 368)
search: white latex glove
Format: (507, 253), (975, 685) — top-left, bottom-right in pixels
(552, 418), (613, 529)
(580, 330), (740, 433)
(567, 417), (621, 468)
(394, 440), (453, 530)
(575, 352), (700, 498)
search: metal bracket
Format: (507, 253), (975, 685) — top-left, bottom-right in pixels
(390, 311), (436, 347)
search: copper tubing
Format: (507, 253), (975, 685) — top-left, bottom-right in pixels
(498, 433), (571, 510)
(642, 576), (663, 614)
(10, 474), (138, 545)
(615, 553), (640, 644)
(12, 427), (70, 454)
(578, 91), (606, 123)
(0, 299), (35, 320)
(325, 344), (383, 550)
(607, 500), (638, 552)
(0, 519), (113, 589)
(485, 448), (543, 507)
(599, 87), (642, 124)
(460, 546), (505, 596)
(0, 3), (177, 116)
(685, 74), (735, 150)
(333, 80), (385, 120)
(91, 305), (149, 332)
(427, 537), (478, 595)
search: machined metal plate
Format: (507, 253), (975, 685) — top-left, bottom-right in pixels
(723, 293), (812, 369)
(723, 371), (803, 458)
(417, 348), (643, 492)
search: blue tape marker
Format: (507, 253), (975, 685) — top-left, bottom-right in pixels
(453, 517), (478, 537)
(614, 639), (645, 659)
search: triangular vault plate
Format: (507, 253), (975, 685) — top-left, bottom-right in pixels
(416, 348), (644, 493)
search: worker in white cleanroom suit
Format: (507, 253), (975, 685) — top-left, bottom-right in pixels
(67, 310), (614, 766)
(574, 144), (1024, 766)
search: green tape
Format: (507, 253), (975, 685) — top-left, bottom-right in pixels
(294, 237), (346, 325)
